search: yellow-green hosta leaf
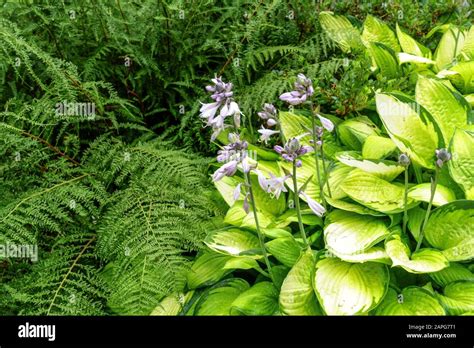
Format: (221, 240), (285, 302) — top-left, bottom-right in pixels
(325, 197), (385, 216)
(437, 61), (474, 94)
(396, 23), (432, 58)
(223, 257), (260, 271)
(279, 155), (321, 202)
(385, 235), (449, 274)
(449, 128), (474, 199)
(368, 42), (402, 79)
(335, 151), (404, 181)
(340, 169), (418, 214)
(324, 163), (352, 199)
(266, 236), (302, 268)
(279, 249), (321, 315)
(465, 94), (474, 106)
(415, 75), (469, 144)
(337, 116), (380, 151)
(249, 173), (287, 216)
(230, 282), (279, 316)
(204, 228), (262, 258)
(434, 26), (465, 71)
(435, 281), (474, 315)
(214, 175), (243, 206)
(362, 15), (400, 52)
(374, 287), (445, 315)
(324, 210), (390, 256)
(460, 26), (474, 60)
(429, 263), (474, 287)
(313, 258), (389, 315)
(424, 200), (474, 261)
(187, 252), (232, 289)
(151, 291), (194, 316)
(195, 279), (250, 315)
(362, 135), (397, 160)
(328, 246), (391, 264)
(279, 111), (311, 143)
(319, 11), (364, 53)
(375, 93), (441, 169)
(397, 53), (435, 66)
(407, 183), (456, 207)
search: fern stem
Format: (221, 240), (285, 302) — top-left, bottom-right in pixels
(292, 160), (309, 248)
(416, 167), (439, 252)
(244, 171), (275, 283)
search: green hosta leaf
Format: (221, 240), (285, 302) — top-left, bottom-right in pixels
(430, 263), (474, 287)
(340, 169), (418, 214)
(313, 258), (389, 315)
(385, 235), (449, 274)
(324, 210), (390, 255)
(241, 209), (273, 230)
(266, 236), (302, 268)
(449, 128), (474, 199)
(407, 206), (425, 241)
(231, 282), (279, 316)
(328, 246), (390, 264)
(337, 116), (380, 151)
(151, 291), (194, 316)
(368, 42), (401, 79)
(325, 197), (385, 217)
(279, 111), (311, 143)
(223, 257), (260, 271)
(319, 11), (364, 53)
(460, 26), (474, 60)
(434, 26), (465, 71)
(249, 173), (287, 216)
(214, 175), (243, 206)
(435, 281), (474, 315)
(466, 94), (474, 106)
(375, 93), (441, 169)
(424, 200), (474, 261)
(362, 15), (400, 52)
(279, 249), (321, 315)
(324, 163), (352, 199)
(195, 279), (250, 315)
(224, 201), (247, 226)
(407, 183), (456, 207)
(187, 252), (232, 289)
(415, 75), (469, 144)
(362, 135), (397, 160)
(396, 23), (432, 58)
(437, 61), (474, 94)
(335, 151), (404, 181)
(261, 228), (292, 239)
(275, 209), (323, 228)
(374, 287), (445, 315)
(204, 228), (262, 258)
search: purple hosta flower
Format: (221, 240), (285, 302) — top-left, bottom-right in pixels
(316, 114), (334, 132)
(216, 133), (248, 163)
(256, 170), (290, 199)
(243, 193), (250, 214)
(300, 191), (326, 217)
(274, 137), (313, 162)
(206, 76), (233, 102)
(233, 183), (242, 201)
(398, 153), (410, 167)
(212, 160), (238, 181)
(435, 148), (451, 168)
(279, 73), (314, 105)
(258, 126), (280, 144)
(258, 103), (278, 127)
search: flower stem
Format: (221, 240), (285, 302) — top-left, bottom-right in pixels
(402, 167), (409, 235)
(309, 104), (326, 208)
(243, 171), (275, 283)
(320, 141), (332, 198)
(292, 160), (310, 249)
(415, 167), (439, 252)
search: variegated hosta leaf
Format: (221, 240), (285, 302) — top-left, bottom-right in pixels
(265, 236), (302, 268)
(313, 258), (389, 315)
(434, 26), (465, 71)
(337, 116), (380, 151)
(374, 287), (445, 315)
(279, 249), (321, 315)
(385, 235), (449, 274)
(460, 25), (474, 60)
(362, 15), (400, 52)
(437, 61), (474, 94)
(396, 23), (432, 58)
(230, 282), (279, 316)
(328, 246), (390, 264)
(278, 111), (312, 144)
(194, 279), (250, 315)
(187, 252), (232, 289)
(397, 53), (435, 66)
(429, 263), (474, 287)
(324, 210), (390, 256)
(362, 135), (397, 160)
(325, 196), (385, 217)
(424, 200), (474, 261)
(324, 163), (352, 199)
(318, 11), (364, 53)
(204, 228), (262, 258)
(335, 151), (404, 181)
(449, 128), (474, 199)
(368, 42), (401, 79)
(435, 281), (474, 315)
(407, 183), (456, 207)
(151, 291), (194, 315)
(279, 155), (322, 202)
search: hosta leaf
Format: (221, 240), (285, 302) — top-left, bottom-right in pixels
(204, 228), (262, 258)
(266, 236), (302, 268)
(375, 93), (441, 169)
(449, 128), (474, 199)
(195, 279), (249, 315)
(340, 169), (418, 214)
(324, 163), (352, 199)
(437, 61), (474, 94)
(466, 93), (474, 106)
(362, 135), (397, 160)
(407, 183), (456, 207)
(223, 257), (260, 271)
(230, 282), (279, 316)
(214, 175), (243, 206)
(187, 252), (232, 289)
(279, 111), (311, 143)
(368, 42), (401, 79)
(435, 281), (474, 315)
(362, 15), (400, 52)
(279, 249), (321, 315)
(324, 210), (390, 255)
(151, 291), (194, 316)
(415, 75), (469, 144)
(337, 116), (380, 150)
(319, 11), (364, 53)
(325, 197), (385, 216)
(249, 173), (287, 216)
(385, 235), (449, 274)
(460, 26), (474, 60)
(397, 53), (435, 66)
(335, 151), (404, 181)
(429, 263), (474, 287)
(328, 246), (390, 264)
(279, 155), (321, 201)
(374, 287), (445, 315)
(424, 200), (474, 261)
(313, 258), (389, 315)
(261, 228), (292, 239)
(396, 23), (432, 58)
(434, 26), (465, 71)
